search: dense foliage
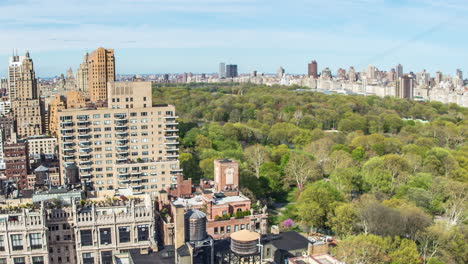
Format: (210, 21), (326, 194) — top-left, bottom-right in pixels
(153, 83), (467, 264)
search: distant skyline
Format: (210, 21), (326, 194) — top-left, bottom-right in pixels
(1, 0), (467, 77)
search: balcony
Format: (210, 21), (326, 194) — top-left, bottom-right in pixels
(115, 119), (128, 125)
(79, 154), (92, 159)
(119, 180), (130, 184)
(116, 146), (129, 151)
(79, 148), (92, 153)
(171, 169), (183, 174)
(78, 141), (91, 147)
(116, 132), (129, 138)
(131, 185), (143, 189)
(81, 174), (92, 179)
(164, 133), (179, 139)
(116, 139), (128, 145)
(164, 141), (179, 145)
(163, 115), (179, 119)
(77, 120), (91, 127)
(118, 173), (130, 178)
(61, 128), (74, 134)
(114, 114), (127, 119)
(165, 154), (179, 159)
(78, 134), (91, 140)
(78, 128), (91, 134)
(79, 160), (92, 166)
(116, 158), (129, 164)
(63, 142), (74, 147)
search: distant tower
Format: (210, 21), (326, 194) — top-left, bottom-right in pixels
(435, 71), (443, 84)
(226, 65), (238, 78)
(348, 67), (357, 82)
(396, 74), (414, 99)
(308, 60), (318, 78)
(277, 67), (285, 78)
(76, 52), (89, 93)
(219, 62), (226, 78)
(396, 64), (403, 79)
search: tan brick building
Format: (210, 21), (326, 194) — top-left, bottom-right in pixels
(57, 81), (180, 196)
(87, 48), (114, 103)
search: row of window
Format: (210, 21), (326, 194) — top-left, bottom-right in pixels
(0, 233), (42, 251)
(80, 225), (149, 246)
(0, 256), (44, 264)
(214, 224), (250, 235)
(62, 111), (174, 122)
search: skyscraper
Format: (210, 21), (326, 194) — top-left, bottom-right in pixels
(308, 60), (318, 78)
(396, 74), (414, 100)
(226, 64), (238, 78)
(277, 67), (285, 78)
(88, 47), (115, 102)
(8, 51), (37, 100)
(8, 52), (43, 138)
(396, 64), (403, 79)
(219, 62), (226, 78)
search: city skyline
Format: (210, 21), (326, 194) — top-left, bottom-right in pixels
(0, 0), (467, 76)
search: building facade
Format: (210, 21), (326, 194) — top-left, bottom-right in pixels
(4, 142), (29, 191)
(57, 82), (180, 196)
(0, 195), (156, 264)
(87, 48), (115, 103)
(308, 60), (318, 78)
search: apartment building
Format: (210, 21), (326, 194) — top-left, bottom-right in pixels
(4, 142), (29, 191)
(26, 136), (58, 161)
(0, 194), (157, 264)
(57, 82), (180, 196)
(12, 100), (43, 139)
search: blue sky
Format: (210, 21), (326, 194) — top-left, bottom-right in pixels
(0, 0), (467, 77)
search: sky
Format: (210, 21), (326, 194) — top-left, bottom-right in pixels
(0, 0), (467, 77)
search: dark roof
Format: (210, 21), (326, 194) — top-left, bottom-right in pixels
(176, 244), (191, 257)
(129, 246), (175, 264)
(22, 189), (34, 198)
(217, 158), (233, 163)
(262, 231), (309, 251)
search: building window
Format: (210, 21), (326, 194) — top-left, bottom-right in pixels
(30, 233), (42, 249)
(220, 226), (224, 234)
(0, 258), (6, 264)
(214, 227), (218, 234)
(32, 256), (44, 264)
(82, 253), (94, 264)
(80, 230), (92, 246)
(0, 235), (4, 251)
(11, 234), (23, 250)
(137, 225), (149, 241)
(234, 225), (239, 232)
(99, 228), (111, 245)
(266, 247), (271, 257)
(13, 258), (25, 264)
(226, 226), (231, 233)
(101, 251), (113, 264)
(119, 226), (130, 243)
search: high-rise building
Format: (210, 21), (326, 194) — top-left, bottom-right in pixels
(277, 67), (285, 78)
(435, 71), (443, 84)
(226, 65), (238, 78)
(396, 74), (414, 99)
(348, 67), (357, 82)
(308, 60), (318, 78)
(8, 52), (44, 138)
(321, 68), (332, 80)
(219, 62), (226, 78)
(396, 64), (403, 79)
(57, 81), (181, 195)
(87, 48), (115, 102)
(8, 52), (37, 100)
(76, 52), (89, 94)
